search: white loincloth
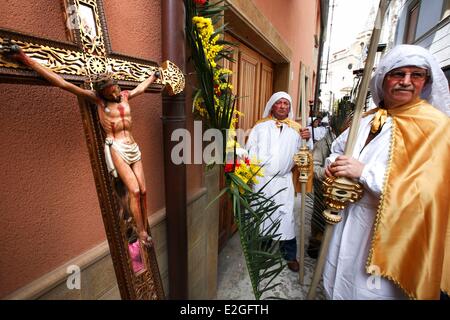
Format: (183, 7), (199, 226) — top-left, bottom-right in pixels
(104, 137), (142, 178)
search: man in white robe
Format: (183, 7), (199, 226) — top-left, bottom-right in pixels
(246, 92), (312, 272)
(323, 45), (450, 299)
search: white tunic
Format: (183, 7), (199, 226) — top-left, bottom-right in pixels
(323, 114), (407, 300)
(246, 120), (312, 240)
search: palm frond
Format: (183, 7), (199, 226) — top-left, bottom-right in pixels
(331, 97), (355, 136)
(305, 177), (326, 233)
(225, 173), (286, 300)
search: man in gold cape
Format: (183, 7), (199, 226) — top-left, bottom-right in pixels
(322, 45), (450, 300)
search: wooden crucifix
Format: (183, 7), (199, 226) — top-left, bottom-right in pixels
(0, 0), (184, 300)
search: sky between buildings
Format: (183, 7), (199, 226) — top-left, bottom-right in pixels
(327, 0), (379, 54)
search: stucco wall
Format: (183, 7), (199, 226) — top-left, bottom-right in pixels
(0, 85), (105, 298)
(0, 0), (68, 41)
(0, 0), (171, 298)
(252, 0), (320, 110)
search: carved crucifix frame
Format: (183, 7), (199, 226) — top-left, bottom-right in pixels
(0, 0), (181, 299)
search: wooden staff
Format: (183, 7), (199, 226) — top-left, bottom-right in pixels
(293, 64), (312, 284)
(306, 0), (389, 300)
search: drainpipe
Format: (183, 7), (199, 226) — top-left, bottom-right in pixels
(314, 0), (331, 111)
(161, 0), (188, 299)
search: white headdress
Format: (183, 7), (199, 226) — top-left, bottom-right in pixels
(369, 44), (450, 116)
(262, 91), (294, 119)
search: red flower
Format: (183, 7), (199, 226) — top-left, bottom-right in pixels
(224, 160), (241, 173)
(244, 157), (250, 165)
(193, 0), (207, 5)
(214, 84), (222, 97)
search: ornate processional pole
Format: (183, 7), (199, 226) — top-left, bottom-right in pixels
(306, 0), (389, 299)
(293, 65), (313, 284)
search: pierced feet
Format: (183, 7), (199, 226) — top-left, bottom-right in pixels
(139, 231), (153, 248)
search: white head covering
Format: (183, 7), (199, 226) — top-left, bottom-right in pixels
(370, 44), (450, 116)
(308, 117), (317, 126)
(262, 91), (294, 119)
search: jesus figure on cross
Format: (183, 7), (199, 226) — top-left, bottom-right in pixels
(1, 41), (158, 247)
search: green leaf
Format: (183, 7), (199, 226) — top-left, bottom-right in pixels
(204, 186), (228, 210)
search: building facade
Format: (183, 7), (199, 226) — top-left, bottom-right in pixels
(393, 0), (450, 78)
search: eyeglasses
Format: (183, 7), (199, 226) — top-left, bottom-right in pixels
(387, 70), (428, 81)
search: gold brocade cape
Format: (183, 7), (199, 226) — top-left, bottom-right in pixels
(365, 100), (450, 299)
(254, 117), (313, 192)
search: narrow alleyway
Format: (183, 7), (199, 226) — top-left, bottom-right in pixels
(216, 195), (326, 300)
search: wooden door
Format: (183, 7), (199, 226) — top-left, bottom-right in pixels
(237, 44), (261, 132)
(259, 60), (274, 120)
(218, 34), (274, 252)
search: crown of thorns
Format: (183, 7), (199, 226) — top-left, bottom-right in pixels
(85, 72), (118, 91)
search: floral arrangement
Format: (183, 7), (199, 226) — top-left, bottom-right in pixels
(184, 0), (284, 300)
(224, 146), (263, 191)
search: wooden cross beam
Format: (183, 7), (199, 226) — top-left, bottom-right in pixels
(0, 0), (179, 300)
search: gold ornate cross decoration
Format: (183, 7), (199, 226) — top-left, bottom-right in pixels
(0, 0), (183, 93)
(0, 0), (179, 300)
